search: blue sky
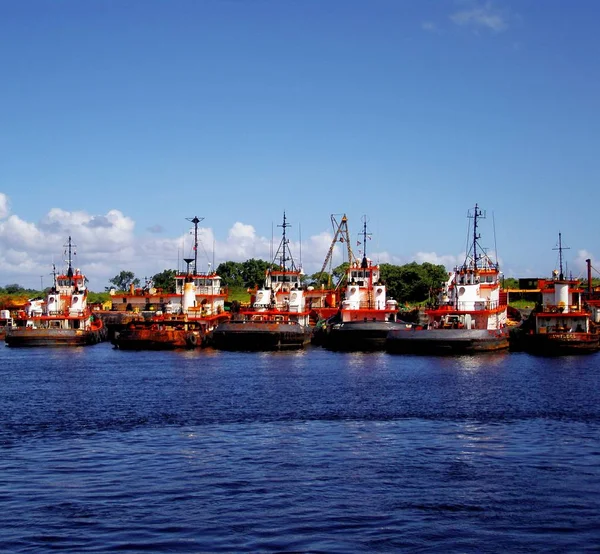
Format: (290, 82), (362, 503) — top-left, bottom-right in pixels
(1, 0), (599, 290)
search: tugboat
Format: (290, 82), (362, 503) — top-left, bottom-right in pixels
(510, 233), (599, 355)
(5, 237), (106, 347)
(317, 216), (407, 351)
(112, 216), (229, 350)
(386, 205), (509, 354)
(211, 212), (312, 351)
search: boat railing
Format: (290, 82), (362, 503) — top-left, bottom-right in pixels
(354, 300), (390, 310)
(455, 300), (503, 311)
(195, 286), (226, 296)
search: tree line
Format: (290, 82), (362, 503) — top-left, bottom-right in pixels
(0, 283), (108, 306)
(107, 259), (452, 304)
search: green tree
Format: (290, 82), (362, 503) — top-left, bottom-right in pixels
(380, 262), (447, 304)
(420, 262), (449, 297)
(107, 271), (139, 292)
(307, 271), (331, 288)
(332, 262), (350, 288)
(88, 291), (110, 304)
(215, 261), (245, 288)
(215, 259), (275, 288)
(502, 277), (519, 289)
(242, 258), (272, 288)
(4, 283), (24, 295)
(379, 264), (406, 301)
(152, 269), (177, 293)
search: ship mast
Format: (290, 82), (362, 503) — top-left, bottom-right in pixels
(186, 216), (204, 275)
(553, 232), (570, 280)
(472, 204), (482, 271)
(275, 211), (295, 272)
(465, 204), (489, 272)
(360, 215), (371, 269)
(51, 263), (58, 292)
(64, 236), (75, 279)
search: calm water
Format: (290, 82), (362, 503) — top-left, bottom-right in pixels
(1, 344), (599, 553)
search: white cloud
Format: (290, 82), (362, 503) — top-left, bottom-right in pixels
(0, 193), (9, 219)
(450, 1), (508, 32)
(0, 195), (480, 291)
(421, 21), (438, 33)
(0, 204), (138, 290)
(300, 231), (337, 270)
(218, 222), (268, 261)
(573, 249), (597, 280)
(365, 250), (402, 266)
(414, 251), (460, 269)
(228, 221), (255, 240)
(0, 215), (44, 249)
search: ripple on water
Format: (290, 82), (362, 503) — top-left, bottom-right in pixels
(0, 345), (599, 552)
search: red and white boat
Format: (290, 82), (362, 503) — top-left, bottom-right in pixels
(318, 217), (406, 351)
(5, 237), (106, 347)
(386, 205), (509, 354)
(111, 217), (229, 349)
(211, 212), (312, 350)
(511, 234), (599, 355)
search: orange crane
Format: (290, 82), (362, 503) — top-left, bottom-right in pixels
(319, 214), (357, 289)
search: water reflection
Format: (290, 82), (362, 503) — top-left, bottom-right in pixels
(455, 352), (510, 371)
(343, 351), (389, 370)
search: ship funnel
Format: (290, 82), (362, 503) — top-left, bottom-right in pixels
(182, 281), (196, 313)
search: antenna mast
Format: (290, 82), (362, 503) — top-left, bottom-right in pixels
(277, 212), (291, 272)
(186, 216), (204, 275)
(553, 232), (570, 280)
(51, 264), (57, 291)
(466, 204), (487, 271)
(64, 236), (75, 279)
(360, 215), (371, 268)
(473, 205), (481, 271)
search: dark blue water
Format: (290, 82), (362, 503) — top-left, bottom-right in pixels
(1, 344), (599, 553)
